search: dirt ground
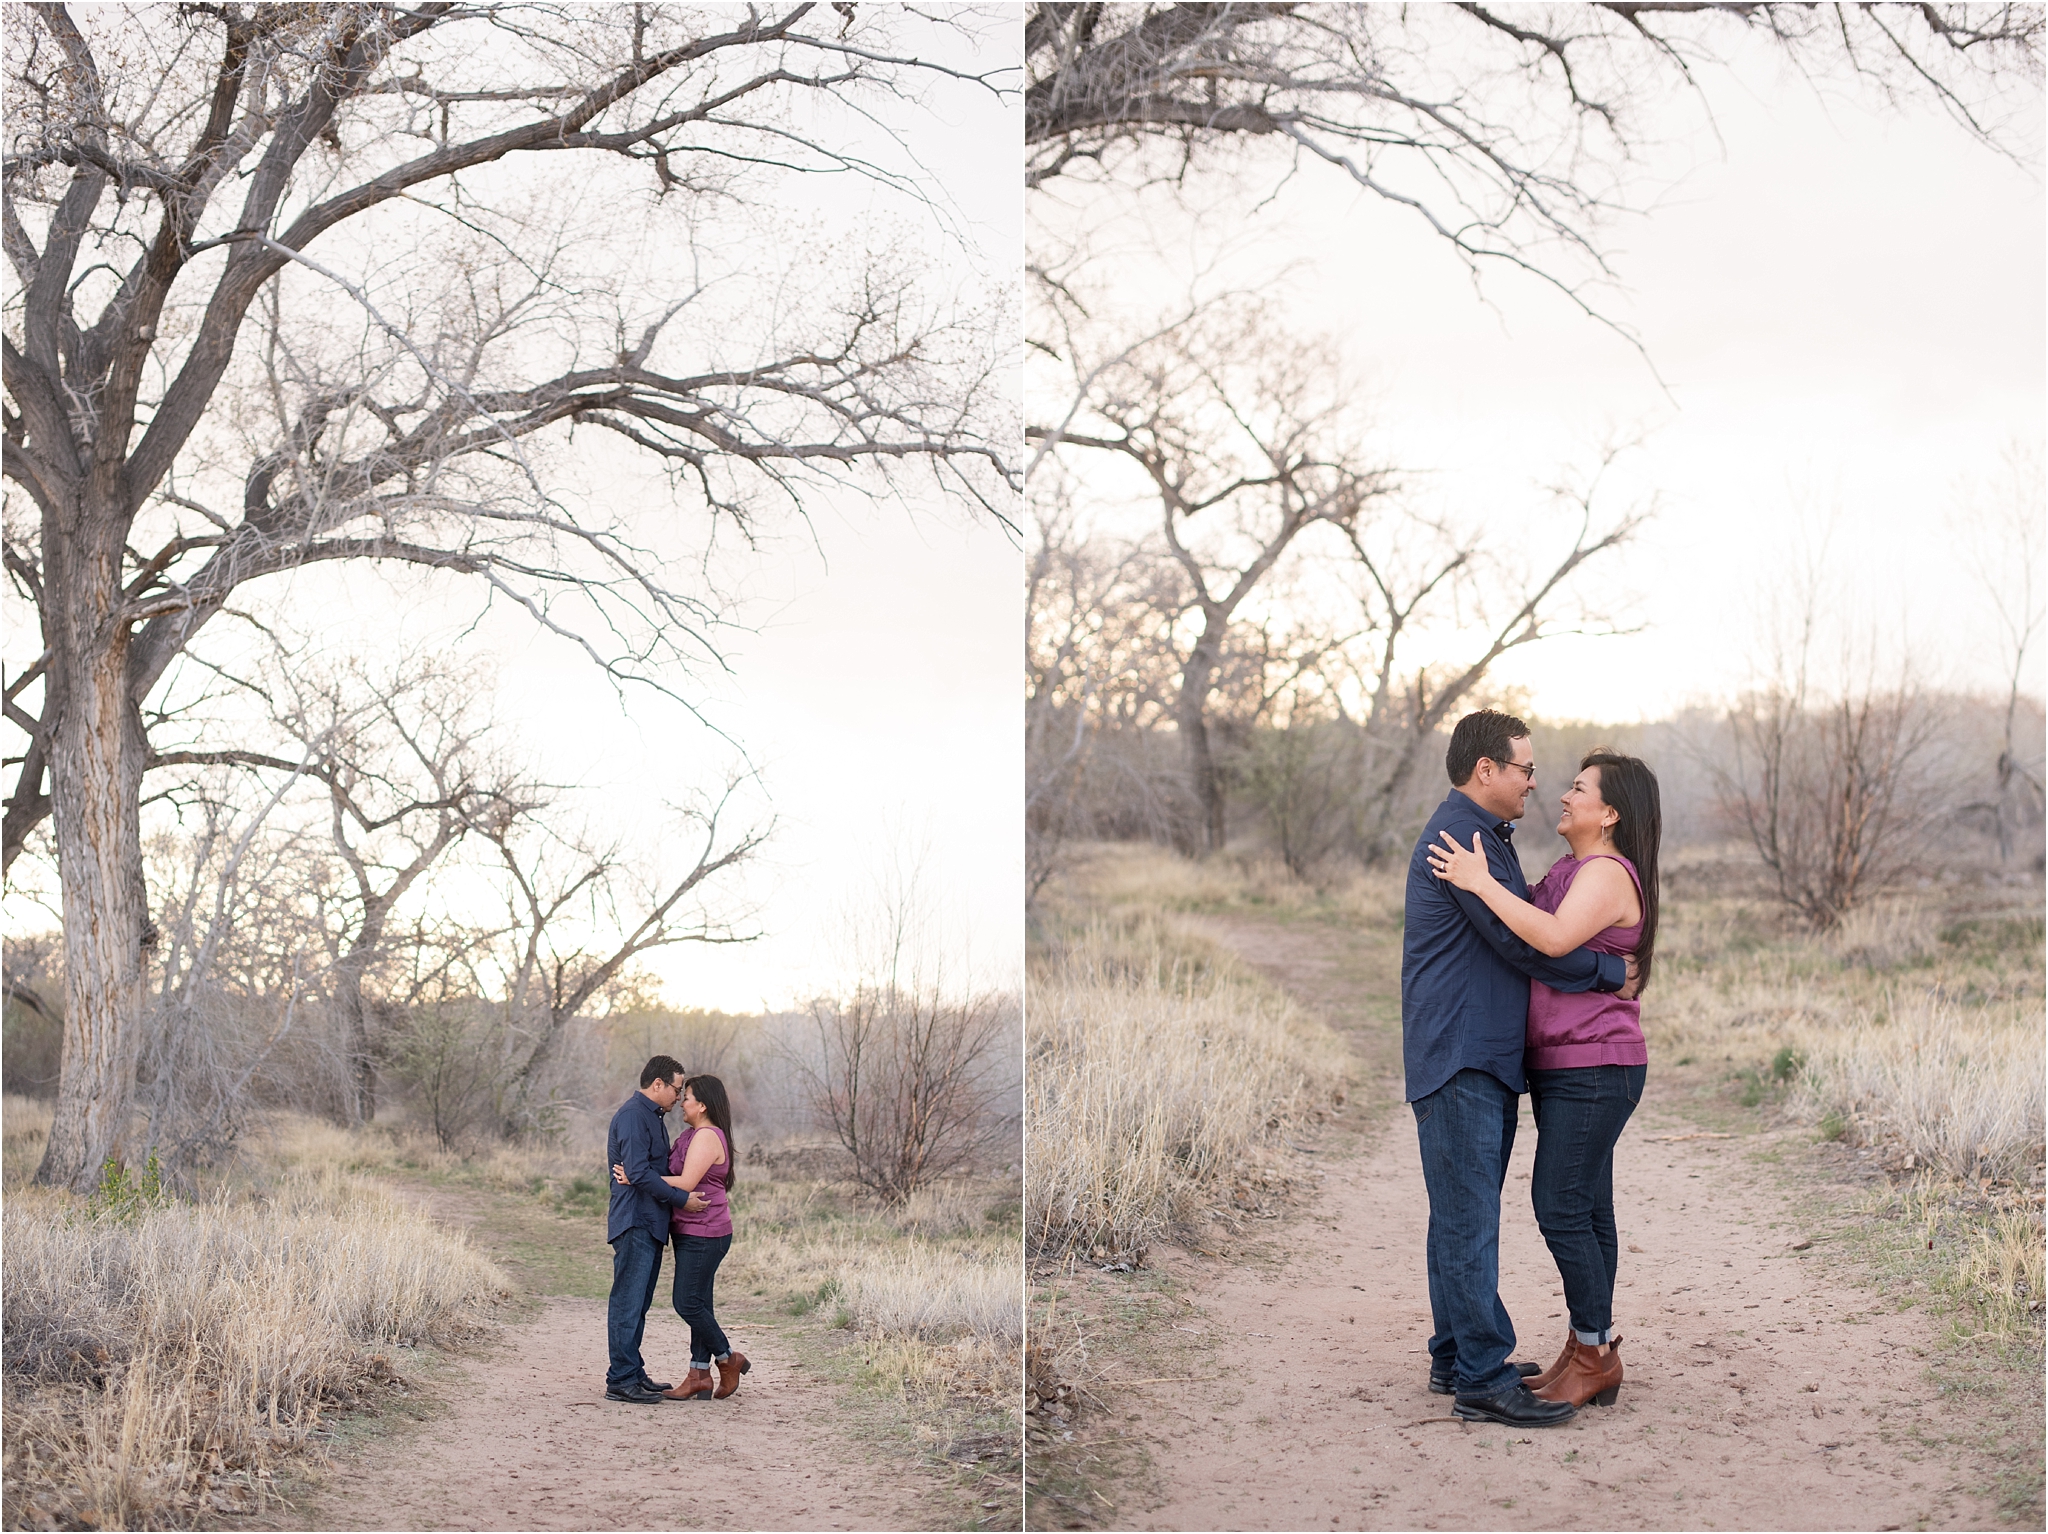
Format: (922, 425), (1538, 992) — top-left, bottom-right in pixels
(1053, 912), (2017, 1532)
(284, 1174), (982, 1533)
(302, 1297), (953, 1532)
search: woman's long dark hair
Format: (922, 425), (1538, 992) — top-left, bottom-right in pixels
(687, 1073), (736, 1190)
(1582, 750), (1661, 993)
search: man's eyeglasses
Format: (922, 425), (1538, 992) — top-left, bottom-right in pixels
(1495, 759), (1536, 781)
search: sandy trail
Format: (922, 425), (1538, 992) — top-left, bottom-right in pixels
(305, 1297), (946, 1531)
(1108, 914), (2002, 1532)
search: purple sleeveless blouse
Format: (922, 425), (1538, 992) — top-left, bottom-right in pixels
(1526, 853), (1649, 1071)
(668, 1125), (733, 1238)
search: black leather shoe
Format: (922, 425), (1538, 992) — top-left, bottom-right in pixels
(605, 1384), (666, 1404)
(640, 1379), (672, 1393)
(1451, 1384), (1578, 1427)
(1428, 1361), (1541, 1396)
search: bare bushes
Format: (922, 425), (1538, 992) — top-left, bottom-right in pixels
(1026, 881), (1350, 1256)
(1, 1177), (508, 1528)
(1649, 881), (2044, 1191)
(788, 986), (1021, 1201)
(1718, 681), (1947, 927)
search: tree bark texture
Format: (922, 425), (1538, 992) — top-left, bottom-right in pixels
(37, 500), (149, 1191)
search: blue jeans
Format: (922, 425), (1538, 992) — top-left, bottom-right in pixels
(605, 1226), (665, 1391)
(671, 1232), (733, 1367)
(1527, 1064), (1646, 1342)
(1412, 1067), (1521, 1398)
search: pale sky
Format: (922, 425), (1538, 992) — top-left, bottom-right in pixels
(479, 10), (1025, 1012)
(4, 8), (1021, 1017)
(1030, 27), (2046, 723)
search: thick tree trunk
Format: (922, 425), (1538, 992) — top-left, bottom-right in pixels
(35, 507), (150, 1192)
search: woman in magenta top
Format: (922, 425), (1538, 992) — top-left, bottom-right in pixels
(1428, 750), (1661, 1414)
(613, 1074), (747, 1401)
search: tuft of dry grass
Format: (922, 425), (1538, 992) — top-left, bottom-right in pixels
(721, 1170), (1022, 1403)
(1027, 861), (1351, 1256)
(1788, 989), (2043, 1183)
(1649, 891), (2044, 1182)
(1, 1171), (508, 1529)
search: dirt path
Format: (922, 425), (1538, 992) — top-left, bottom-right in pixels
(296, 1181), (964, 1533)
(1103, 913), (2006, 1532)
(305, 1298), (941, 1532)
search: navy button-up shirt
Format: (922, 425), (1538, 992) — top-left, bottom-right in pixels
(1400, 788), (1626, 1102)
(606, 1090), (685, 1243)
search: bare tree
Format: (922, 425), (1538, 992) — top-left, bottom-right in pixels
(1026, 3), (2041, 315)
(2, 4), (1016, 1189)
(1715, 559), (1947, 926)
(1025, 487), (1190, 893)
(285, 657), (519, 1124)
(476, 781), (767, 1137)
(1030, 299), (1395, 852)
(1952, 443), (2047, 862)
(780, 835), (1019, 1196)
(796, 983), (1019, 1200)
(136, 770), (337, 1169)
(1327, 452), (1649, 863)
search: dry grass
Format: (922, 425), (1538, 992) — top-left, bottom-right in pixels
(1, 1117), (508, 1530)
(1, 1094), (1020, 1523)
(1650, 888), (2045, 1184)
(1074, 841), (1405, 928)
(1027, 848), (1352, 1257)
(723, 1170), (1022, 1404)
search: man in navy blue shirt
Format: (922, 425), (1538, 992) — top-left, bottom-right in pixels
(604, 1055), (704, 1403)
(1401, 710), (1634, 1428)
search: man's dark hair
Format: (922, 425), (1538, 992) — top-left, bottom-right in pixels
(639, 1055), (686, 1089)
(1446, 709), (1530, 787)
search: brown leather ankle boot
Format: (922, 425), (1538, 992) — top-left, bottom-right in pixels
(713, 1350), (750, 1399)
(663, 1366), (714, 1401)
(1527, 1335), (1576, 1390)
(1533, 1339), (1623, 1408)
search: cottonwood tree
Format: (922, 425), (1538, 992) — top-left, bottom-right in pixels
(1321, 450), (1649, 863)
(2, 4), (1015, 1189)
(1029, 300), (1396, 852)
(1027, 3), (2041, 311)
(475, 780), (766, 1137)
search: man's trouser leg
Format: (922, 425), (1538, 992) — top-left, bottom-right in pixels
(605, 1226), (665, 1391)
(1413, 1067), (1521, 1398)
